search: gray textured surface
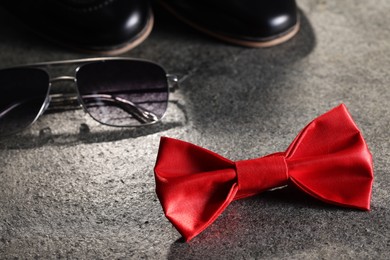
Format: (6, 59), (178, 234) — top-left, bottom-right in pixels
(1, 0), (390, 259)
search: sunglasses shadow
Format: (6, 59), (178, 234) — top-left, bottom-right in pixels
(0, 98), (189, 149)
(0, 121), (184, 150)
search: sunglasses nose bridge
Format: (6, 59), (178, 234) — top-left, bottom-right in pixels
(50, 76), (76, 84)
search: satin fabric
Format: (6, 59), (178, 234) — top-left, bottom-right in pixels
(154, 104), (373, 241)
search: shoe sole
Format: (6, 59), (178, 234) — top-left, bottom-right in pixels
(159, 2), (300, 47)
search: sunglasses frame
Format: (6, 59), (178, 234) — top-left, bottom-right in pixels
(0, 57), (178, 136)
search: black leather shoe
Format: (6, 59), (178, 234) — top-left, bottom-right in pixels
(0, 0), (153, 54)
(158, 0), (299, 47)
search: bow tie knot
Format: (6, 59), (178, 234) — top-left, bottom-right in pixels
(235, 154), (288, 199)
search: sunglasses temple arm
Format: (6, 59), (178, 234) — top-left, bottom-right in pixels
(47, 93), (159, 124)
(82, 94), (159, 124)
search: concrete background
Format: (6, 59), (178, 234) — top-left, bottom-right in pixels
(1, 0), (389, 259)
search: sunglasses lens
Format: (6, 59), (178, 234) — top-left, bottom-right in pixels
(76, 60), (169, 126)
(0, 68), (49, 136)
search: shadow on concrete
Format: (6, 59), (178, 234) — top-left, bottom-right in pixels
(0, 7), (73, 64)
(0, 121), (183, 150)
(152, 6), (317, 132)
(166, 186), (386, 259)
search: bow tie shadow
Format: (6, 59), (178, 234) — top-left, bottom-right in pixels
(166, 186), (375, 259)
(257, 186), (353, 210)
(170, 185), (349, 245)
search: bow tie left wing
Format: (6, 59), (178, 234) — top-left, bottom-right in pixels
(154, 137), (238, 241)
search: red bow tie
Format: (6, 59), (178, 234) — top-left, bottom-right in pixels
(154, 104), (373, 241)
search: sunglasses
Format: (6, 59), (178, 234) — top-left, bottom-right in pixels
(0, 57), (178, 137)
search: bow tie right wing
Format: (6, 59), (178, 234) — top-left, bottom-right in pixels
(284, 104), (374, 210)
(154, 137), (238, 241)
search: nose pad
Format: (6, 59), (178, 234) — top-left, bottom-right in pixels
(167, 74), (179, 92)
